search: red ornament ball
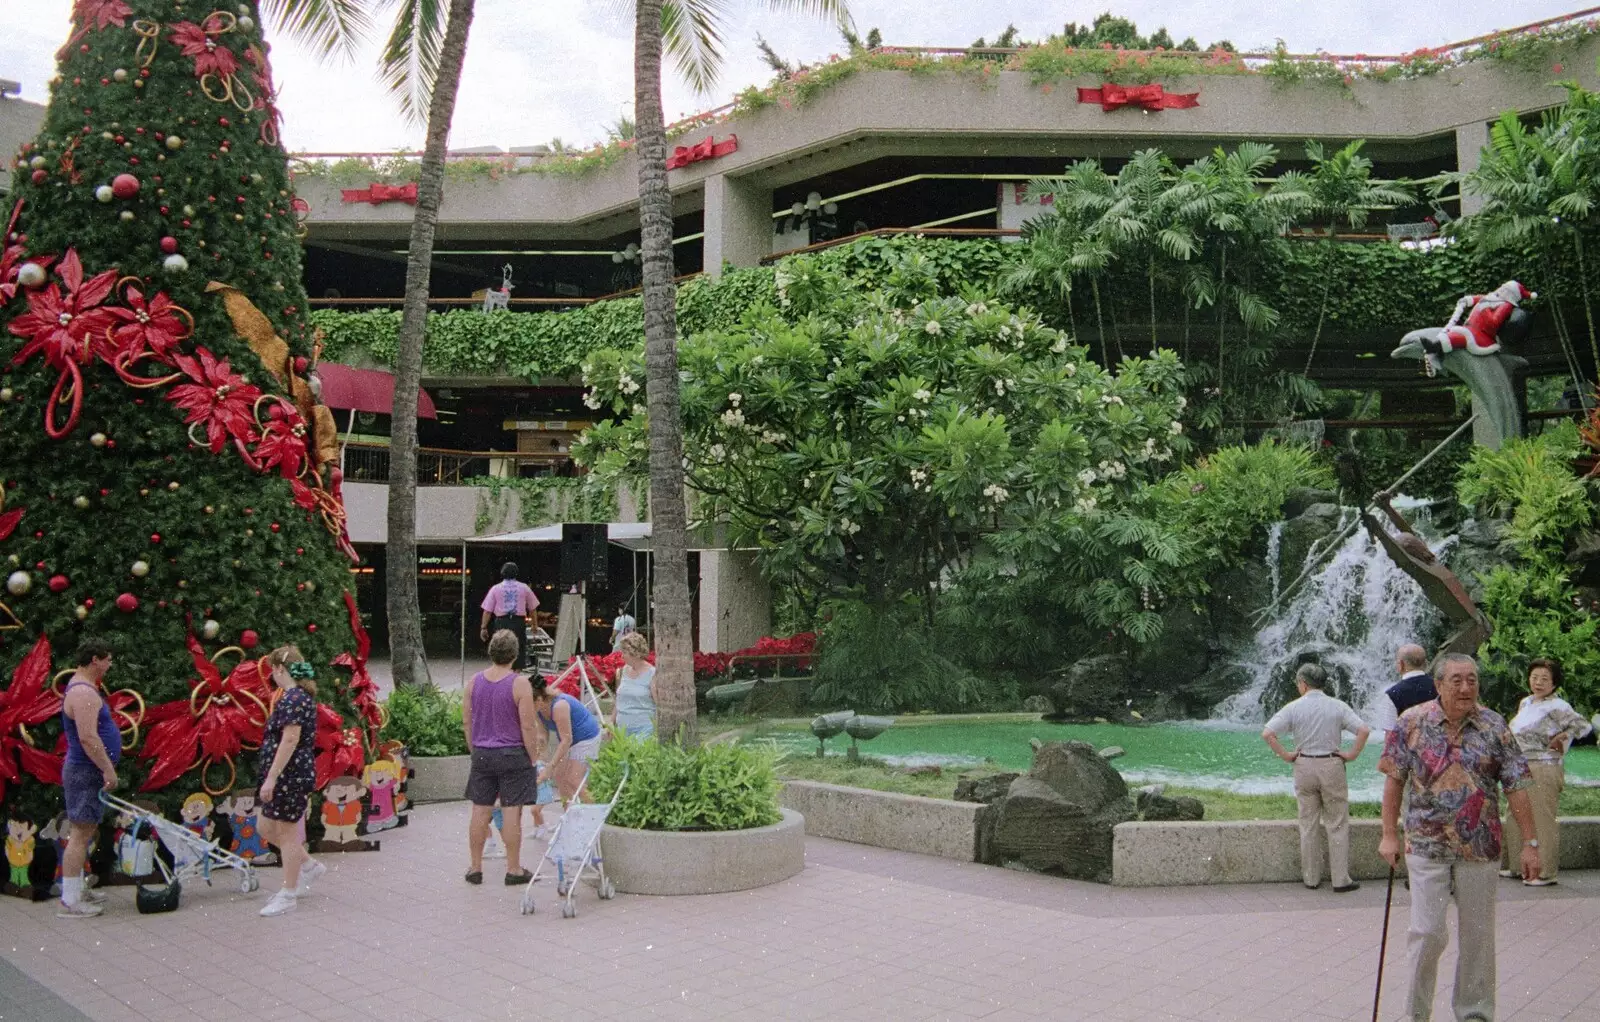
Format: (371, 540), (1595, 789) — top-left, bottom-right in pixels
(159, 236), (178, 254)
(111, 173), (140, 199)
(306, 623), (317, 634)
(115, 593), (139, 613)
(240, 629), (259, 649)
(150, 533), (161, 543)
(83, 598), (95, 609)
(48, 575), (68, 593)
(30, 169), (47, 185)
(293, 356), (309, 374)
(270, 522), (280, 533)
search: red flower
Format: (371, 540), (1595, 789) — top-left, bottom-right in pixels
(289, 476), (319, 510)
(73, 0), (132, 31)
(7, 250), (119, 371)
(251, 404), (309, 480)
(0, 636), (65, 804)
(104, 284), (192, 363)
(138, 639), (270, 792)
(167, 347), (262, 454)
(169, 18), (240, 80)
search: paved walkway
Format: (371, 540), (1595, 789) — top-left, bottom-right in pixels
(1, 802), (1595, 1021)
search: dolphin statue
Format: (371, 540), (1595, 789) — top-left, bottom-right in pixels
(1391, 328), (1527, 450)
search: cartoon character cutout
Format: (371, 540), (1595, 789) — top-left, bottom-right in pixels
(321, 776), (367, 845)
(5, 819), (36, 889)
(361, 761), (403, 833)
(377, 741), (411, 816)
(1419, 280), (1535, 377)
(42, 814), (98, 895)
(179, 793), (216, 843)
(217, 789), (275, 865)
(112, 801), (159, 879)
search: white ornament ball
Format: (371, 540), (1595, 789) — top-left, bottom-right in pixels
(303, 580), (316, 594)
(201, 619), (221, 640)
(119, 210), (136, 223)
(182, 204), (196, 216)
(95, 185), (115, 203)
(0, 387), (12, 402)
(113, 68), (128, 83)
(238, 16), (255, 31)
(75, 604), (89, 621)
(130, 560), (150, 578)
(90, 432), (107, 448)
(6, 571), (30, 596)
(5, 554), (17, 566)
(163, 254), (189, 274)
(16, 262), (46, 288)
(167, 481), (180, 491)
(28, 155), (45, 170)
(72, 495), (90, 509)
(167, 136), (184, 151)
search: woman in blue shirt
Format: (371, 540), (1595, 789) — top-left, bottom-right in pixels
(531, 682), (601, 803)
(608, 632), (658, 739)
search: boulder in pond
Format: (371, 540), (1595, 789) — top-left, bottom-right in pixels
(954, 772), (1020, 805)
(984, 740), (1136, 883)
(1136, 788), (1205, 821)
(1046, 654), (1132, 721)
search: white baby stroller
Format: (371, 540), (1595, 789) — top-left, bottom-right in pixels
(519, 763), (628, 919)
(101, 792), (258, 913)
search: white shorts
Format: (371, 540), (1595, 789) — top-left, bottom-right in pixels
(569, 737), (601, 764)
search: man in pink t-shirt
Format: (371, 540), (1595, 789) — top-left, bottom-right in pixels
(479, 563), (539, 671)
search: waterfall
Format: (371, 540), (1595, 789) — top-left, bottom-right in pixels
(1265, 520), (1285, 606)
(1211, 503), (1447, 728)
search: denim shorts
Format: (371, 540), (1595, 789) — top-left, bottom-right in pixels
(63, 762), (108, 825)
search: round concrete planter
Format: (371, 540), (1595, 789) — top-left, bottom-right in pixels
(601, 808), (805, 895)
(407, 754), (471, 803)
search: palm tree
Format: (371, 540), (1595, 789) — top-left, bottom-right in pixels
(374, 0), (478, 689)
(633, 0), (852, 746)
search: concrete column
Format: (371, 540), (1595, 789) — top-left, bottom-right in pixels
(1455, 121), (1490, 216)
(697, 550), (721, 652)
(702, 173), (771, 277)
(694, 549), (772, 652)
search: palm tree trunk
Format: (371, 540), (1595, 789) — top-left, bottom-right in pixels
(386, 0), (475, 690)
(1302, 238), (1337, 376)
(1090, 276), (1109, 370)
(1215, 247), (1228, 409)
(1572, 233), (1600, 382)
(635, 0), (697, 747)
(1147, 254), (1157, 351)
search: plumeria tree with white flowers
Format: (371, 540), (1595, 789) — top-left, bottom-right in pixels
(576, 250), (1191, 620)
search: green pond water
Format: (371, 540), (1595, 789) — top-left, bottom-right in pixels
(745, 719), (1600, 802)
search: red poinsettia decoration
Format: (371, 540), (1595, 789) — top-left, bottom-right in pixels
(332, 591), (382, 745)
(0, 200), (55, 307)
(250, 403), (310, 480)
(0, 636), (65, 803)
(289, 476), (320, 511)
(73, 0), (132, 31)
(167, 347), (262, 455)
(8, 250), (120, 438)
(169, 18), (240, 80)
(314, 708), (365, 792)
(138, 638), (270, 792)
(105, 282), (192, 363)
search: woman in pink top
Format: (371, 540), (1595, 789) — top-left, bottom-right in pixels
(479, 562), (539, 671)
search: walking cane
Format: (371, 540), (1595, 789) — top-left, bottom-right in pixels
(1372, 865), (1397, 1022)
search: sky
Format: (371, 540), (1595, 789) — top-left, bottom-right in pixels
(0, 1), (1582, 153)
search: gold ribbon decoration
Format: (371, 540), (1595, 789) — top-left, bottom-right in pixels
(132, 20), (161, 68)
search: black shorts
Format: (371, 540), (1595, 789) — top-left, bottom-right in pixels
(465, 747), (538, 807)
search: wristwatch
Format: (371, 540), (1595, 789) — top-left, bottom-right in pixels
(1525, 839), (1540, 848)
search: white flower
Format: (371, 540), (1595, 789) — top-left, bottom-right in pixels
(1077, 468), (1098, 486)
(761, 430), (786, 444)
(896, 415), (905, 422)
(1063, 362), (1076, 376)
(1100, 394), (1124, 406)
(1169, 420), (1184, 435)
(1074, 496), (1098, 514)
(721, 408), (746, 428)
(910, 468), (928, 484)
(924, 319), (942, 335)
(727, 392), (743, 407)
(982, 483), (1010, 504)
(708, 444), (726, 461)
(583, 391), (603, 410)
(966, 302), (988, 317)
(631, 403), (647, 417)
(1176, 395), (1187, 410)
(913, 388), (932, 403)
(1050, 338), (1068, 354)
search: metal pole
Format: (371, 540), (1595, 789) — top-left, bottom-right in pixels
(458, 540), (468, 690)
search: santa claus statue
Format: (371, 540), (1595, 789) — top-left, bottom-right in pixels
(1417, 280), (1536, 377)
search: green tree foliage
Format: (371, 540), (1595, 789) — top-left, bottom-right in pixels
(1456, 424), (1600, 712)
(0, 1), (369, 819)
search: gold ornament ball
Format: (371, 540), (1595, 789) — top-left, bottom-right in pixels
(167, 136), (184, 151)
(113, 68), (128, 82)
(28, 155), (45, 169)
(89, 432), (107, 447)
(177, 580), (188, 589)
(204, 505), (215, 514)
(201, 619), (221, 640)
(5, 554), (17, 566)
(119, 210), (135, 222)
(130, 560), (150, 577)
(72, 495), (90, 509)
(95, 185), (114, 203)
(139, 488), (149, 497)
(75, 605), (89, 621)
(167, 480), (180, 491)
(0, 387), (12, 402)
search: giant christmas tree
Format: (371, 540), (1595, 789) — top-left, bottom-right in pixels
(0, 1), (379, 852)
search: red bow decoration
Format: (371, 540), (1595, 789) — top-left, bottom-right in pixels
(333, 591), (383, 746)
(1076, 83), (1198, 112)
(666, 135), (739, 171)
(138, 637), (270, 793)
(0, 636), (65, 803)
(340, 182), (419, 205)
(315, 709), (365, 792)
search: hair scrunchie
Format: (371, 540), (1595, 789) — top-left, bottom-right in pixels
(287, 661), (317, 681)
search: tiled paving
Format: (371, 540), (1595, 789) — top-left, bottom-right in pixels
(1, 801), (1596, 1021)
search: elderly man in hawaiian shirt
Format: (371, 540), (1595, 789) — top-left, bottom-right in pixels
(1379, 653), (1541, 1022)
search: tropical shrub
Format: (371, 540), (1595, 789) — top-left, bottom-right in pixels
(807, 601), (996, 713)
(589, 729), (782, 831)
(383, 686), (468, 757)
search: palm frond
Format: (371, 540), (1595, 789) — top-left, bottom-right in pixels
(379, 0), (447, 125)
(261, 0), (371, 60)
(662, 0), (726, 93)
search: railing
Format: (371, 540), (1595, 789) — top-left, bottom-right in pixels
(309, 295), (594, 309)
(342, 442), (570, 485)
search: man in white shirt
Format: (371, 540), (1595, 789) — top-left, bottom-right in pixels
(609, 612), (637, 652)
(1262, 662), (1372, 893)
(1372, 643), (1436, 733)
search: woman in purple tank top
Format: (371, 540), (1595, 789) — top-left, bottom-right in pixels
(460, 630), (540, 886)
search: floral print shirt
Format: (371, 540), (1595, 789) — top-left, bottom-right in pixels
(1378, 701), (1532, 863)
(1508, 695), (1591, 765)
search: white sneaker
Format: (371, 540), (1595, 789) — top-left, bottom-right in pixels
(82, 887), (108, 905)
(483, 834), (506, 859)
(531, 825), (550, 841)
(56, 900), (103, 919)
(295, 859), (327, 895)
(259, 889), (298, 917)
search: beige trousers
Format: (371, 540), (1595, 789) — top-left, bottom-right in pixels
(1404, 856), (1497, 1021)
(1292, 755), (1350, 888)
(1502, 761), (1562, 880)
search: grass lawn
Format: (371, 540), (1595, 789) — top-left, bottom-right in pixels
(776, 753), (1600, 821)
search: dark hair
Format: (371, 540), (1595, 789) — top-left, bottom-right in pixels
(1527, 658), (1564, 689)
(500, 562), (519, 581)
(1295, 663), (1328, 690)
(76, 639), (112, 666)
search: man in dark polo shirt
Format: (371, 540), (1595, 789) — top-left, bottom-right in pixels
(1375, 643), (1436, 733)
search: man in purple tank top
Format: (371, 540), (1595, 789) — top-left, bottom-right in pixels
(57, 639), (120, 919)
(460, 630), (543, 886)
